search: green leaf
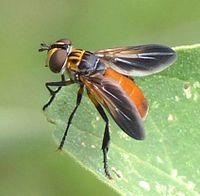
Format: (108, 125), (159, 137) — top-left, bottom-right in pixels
(45, 44), (200, 195)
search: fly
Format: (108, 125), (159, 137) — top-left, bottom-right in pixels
(39, 39), (176, 179)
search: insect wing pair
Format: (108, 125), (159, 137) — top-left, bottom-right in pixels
(84, 44), (176, 139)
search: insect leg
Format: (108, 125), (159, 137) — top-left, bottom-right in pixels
(58, 84), (84, 150)
(87, 91), (112, 179)
(43, 75), (74, 110)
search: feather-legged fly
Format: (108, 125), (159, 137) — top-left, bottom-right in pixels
(39, 39), (176, 179)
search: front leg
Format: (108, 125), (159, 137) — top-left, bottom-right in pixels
(58, 84), (84, 150)
(43, 75), (74, 110)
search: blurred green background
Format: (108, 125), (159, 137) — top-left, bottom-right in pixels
(0, 0), (200, 195)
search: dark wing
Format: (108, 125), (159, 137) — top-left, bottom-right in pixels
(81, 73), (145, 140)
(95, 44), (176, 76)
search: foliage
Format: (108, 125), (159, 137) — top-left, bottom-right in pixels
(45, 44), (200, 195)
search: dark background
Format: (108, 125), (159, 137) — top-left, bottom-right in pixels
(0, 0), (200, 195)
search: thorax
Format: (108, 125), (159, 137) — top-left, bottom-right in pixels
(66, 49), (106, 80)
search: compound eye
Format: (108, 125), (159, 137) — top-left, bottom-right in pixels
(48, 49), (67, 73)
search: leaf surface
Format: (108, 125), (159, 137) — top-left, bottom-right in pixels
(45, 44), (200, 195)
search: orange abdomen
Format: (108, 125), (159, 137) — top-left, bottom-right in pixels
(104, 68), (148, 120)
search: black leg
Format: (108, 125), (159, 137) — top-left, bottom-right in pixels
(43, 75), (74, 110)
(58, 85), (84, 150)
(87, 91), (112, 179)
